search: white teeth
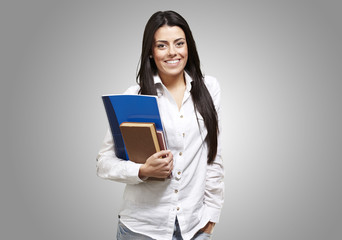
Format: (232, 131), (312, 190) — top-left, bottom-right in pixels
(166, 60), (179, 64)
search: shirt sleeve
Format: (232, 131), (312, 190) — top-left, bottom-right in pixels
(96, 84), (145, 185)
(96, 129), (145, 184)
(204, 77), (225, 223)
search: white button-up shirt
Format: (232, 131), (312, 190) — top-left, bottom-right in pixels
(96, 73), (224, 240)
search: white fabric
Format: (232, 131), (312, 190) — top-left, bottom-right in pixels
(96, 73), (224, 240)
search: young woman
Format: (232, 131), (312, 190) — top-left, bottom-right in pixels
(97, 11), (224, 240)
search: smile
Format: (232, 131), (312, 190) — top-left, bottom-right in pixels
(165, 59), (180, 64)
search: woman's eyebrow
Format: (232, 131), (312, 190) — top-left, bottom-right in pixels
(174, 38), (186, 42)
(155, 38), (186, 43)
(155, 40), (168, 43)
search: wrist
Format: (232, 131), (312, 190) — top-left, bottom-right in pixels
(138, 164), (149, 180)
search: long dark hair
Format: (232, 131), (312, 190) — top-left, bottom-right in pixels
(136, 11), (218, 164)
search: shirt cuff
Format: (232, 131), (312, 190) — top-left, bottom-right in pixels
(206, 206), (222, 223)
(130, 163), (146, 183)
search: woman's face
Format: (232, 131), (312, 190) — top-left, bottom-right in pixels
(152, 25), (188, 80)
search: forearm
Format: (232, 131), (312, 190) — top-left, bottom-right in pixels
(96, 129), (144, 184)
(96, 155), (144, 184)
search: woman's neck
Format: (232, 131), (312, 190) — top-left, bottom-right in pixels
(159, 72), (185, 90)
(159, 72), (186, 110)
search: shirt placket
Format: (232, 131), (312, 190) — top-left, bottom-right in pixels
(168, 110), (186, 233)
(166, 103), (187, 238)
(159, 80), (191, 238)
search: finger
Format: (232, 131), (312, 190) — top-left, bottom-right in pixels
(154, 150), (171, 158)
(164, 152), (173, 162)
(170, 160), (174, 171)
(167, 151), (173, 158)
(168, 167), (173, 177)
(166, 157), (173, 168)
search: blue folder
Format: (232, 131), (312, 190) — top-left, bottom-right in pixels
(102, 94), (164, 160)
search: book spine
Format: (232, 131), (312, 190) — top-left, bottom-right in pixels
(156, 130), (166, 150)
(102, 96), (128, 160)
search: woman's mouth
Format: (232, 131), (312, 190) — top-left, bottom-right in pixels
(165, 59), (180, 64)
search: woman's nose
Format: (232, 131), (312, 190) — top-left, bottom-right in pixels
(168, 45), (177, 56)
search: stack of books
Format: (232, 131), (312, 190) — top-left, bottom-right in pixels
(102, 95), (166, 164)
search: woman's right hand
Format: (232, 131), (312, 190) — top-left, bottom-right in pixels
(139, 150), (173, 179)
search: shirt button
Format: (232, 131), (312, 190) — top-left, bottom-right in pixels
(182, 133), (185, 137)
(179, 152), (182, 156)
(175, 170), (182, 180)
(177, 207), (180, 211)
(180, 115), (183, 118)
(174, 189), (178, 193)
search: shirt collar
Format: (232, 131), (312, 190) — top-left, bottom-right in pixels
(154, 71), (193, 95)
(184, 71), (193, 93)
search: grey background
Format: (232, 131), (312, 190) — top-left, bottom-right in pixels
(1, 0), (341, 239)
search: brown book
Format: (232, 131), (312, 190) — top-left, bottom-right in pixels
(119, 122), (160, 164)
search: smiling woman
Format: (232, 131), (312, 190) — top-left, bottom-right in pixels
(152, 26), (188, 86)
(96, 10), (224, 240)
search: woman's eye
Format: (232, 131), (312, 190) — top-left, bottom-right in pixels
(157, 44), (167, 49)
(176, 41), (185, 47)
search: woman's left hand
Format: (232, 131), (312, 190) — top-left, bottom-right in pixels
(201, 221), (215, 234)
